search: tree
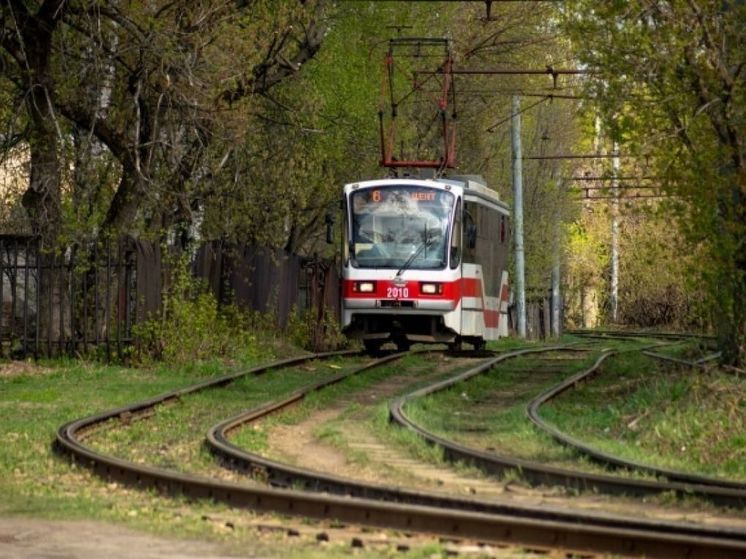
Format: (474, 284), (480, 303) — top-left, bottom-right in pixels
(0, 0), (327, 246)
(1, 0), (66, 241)
(563, 1), (746, 365)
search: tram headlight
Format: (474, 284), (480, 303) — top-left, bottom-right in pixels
(353, 281), (376, 293)
(420, 282), (443, 295)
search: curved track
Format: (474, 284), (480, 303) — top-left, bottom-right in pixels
(389, 348), (746, 508)
(567, 329), (716, 341)
(527, 350), (746, 493)
(55, 345), (746, 558)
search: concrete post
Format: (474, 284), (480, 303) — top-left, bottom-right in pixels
(511, 96), (527, 337)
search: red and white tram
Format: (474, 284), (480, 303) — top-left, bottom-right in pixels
(341, 175), (510, 352)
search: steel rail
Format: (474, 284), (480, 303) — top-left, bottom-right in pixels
(526, 351), (746, 493)
(55, 348), (746, 558)
(206, 347), (746, 547)
(390, 349), (746, 508)
(643, 350), (721, 369)
(567, 329), (716, 341)
(207, 350), (527, 506)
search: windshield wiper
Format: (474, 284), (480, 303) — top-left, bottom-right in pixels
(394, 233), (439, 280)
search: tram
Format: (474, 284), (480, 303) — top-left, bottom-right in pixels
(340, 175), (510, 352)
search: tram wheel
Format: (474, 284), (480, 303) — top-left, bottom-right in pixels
(472, 337), (487, 351)
(363, 340), (383, 355)
(394, 339), (411, 352)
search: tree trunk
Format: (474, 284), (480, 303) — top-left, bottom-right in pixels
(715, 173), (746, 367)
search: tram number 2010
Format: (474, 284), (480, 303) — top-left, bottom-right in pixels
(386, 287), (409, 299)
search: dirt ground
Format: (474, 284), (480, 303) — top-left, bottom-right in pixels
(0, 518), (250, 559)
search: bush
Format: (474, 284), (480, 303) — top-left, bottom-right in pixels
(286, 306), (347, 352)
(132, 257), (259, 366)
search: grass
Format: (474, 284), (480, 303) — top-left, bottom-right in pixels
(313, 422), (371, 467)
(542, 351), (746, 481)
(400, 349), (604, 468)
(3, 347), (557, 558)
(230, 351), (453, 460)
(88, 354), (370, 473)
(2, 335), (742, 557)
(0, 356), (272, 541)
(1, 350), (496, 558)
(0, 355), (310, 539)
(374, 401), (443, 463)
(389, 337), (745, 507)
(232, 349), (503, 488)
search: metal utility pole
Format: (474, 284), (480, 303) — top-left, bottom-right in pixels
(610, 142), (620, 322)
(551, 186), (562, 337)
(511, 96), (527, 337)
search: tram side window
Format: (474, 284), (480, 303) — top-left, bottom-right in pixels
(464, 202), (501, 294)
(485, 207), (502, 294)
(450, 199), (462, 269)
(463, 201), (478, 263)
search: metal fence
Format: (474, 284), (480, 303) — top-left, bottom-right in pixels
(0, 235), (140, 359)
(508, 294), (563, 340)
(1, 236), (339, 359)
(2, 234), (559, 358)
(193, 242), (303, 327)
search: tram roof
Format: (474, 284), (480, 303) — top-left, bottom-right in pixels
(346, 175), (498, 197)
(344, 175), (508, 212)
(442, 175), (501, 201)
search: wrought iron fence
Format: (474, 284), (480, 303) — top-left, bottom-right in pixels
(1, 237), (339, 359)
(3, 234), (557, 357)
(0, 236), (139, 359)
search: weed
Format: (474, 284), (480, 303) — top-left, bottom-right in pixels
(544, 353), (746, 480)
(131, 255), (267, 367)
(286, 306), (348, 352)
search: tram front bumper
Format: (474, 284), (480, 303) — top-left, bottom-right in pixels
(342, 298), (456, 312)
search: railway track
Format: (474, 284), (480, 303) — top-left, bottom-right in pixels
(527, 350), (746, 493)
(567, 329), (717, 342)
(55, 340), (746, 558)
(389, 347), (746, 508)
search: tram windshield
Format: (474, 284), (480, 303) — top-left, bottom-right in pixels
(350, 185), (454, 269)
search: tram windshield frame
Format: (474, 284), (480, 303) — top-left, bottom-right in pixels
(349, 185), (455, 270)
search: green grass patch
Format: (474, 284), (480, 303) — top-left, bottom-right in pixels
(542, 352), (746, 481)
(371, 401), (445, 465)
(5, 350), (475, 558)
(401, 350), (605, 468)
(230, 352), (447, 456)
(88, 355), (369, 472)
(230, 350), (495, 485)
(0, 351), (378, 557)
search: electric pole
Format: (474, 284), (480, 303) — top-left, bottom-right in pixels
(511, 96), (527, 337)
(610, 142), (620, 322)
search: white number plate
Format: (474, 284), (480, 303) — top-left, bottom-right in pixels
(386, 286), (409, 299)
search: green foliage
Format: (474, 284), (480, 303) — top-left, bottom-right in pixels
(286, 306), (348, 352)
(561, 1), (746, 362)
(617, 213), (705, 328)
(132, 256), (259, 366)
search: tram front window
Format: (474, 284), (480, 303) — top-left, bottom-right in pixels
(350, 186), (454, 269)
